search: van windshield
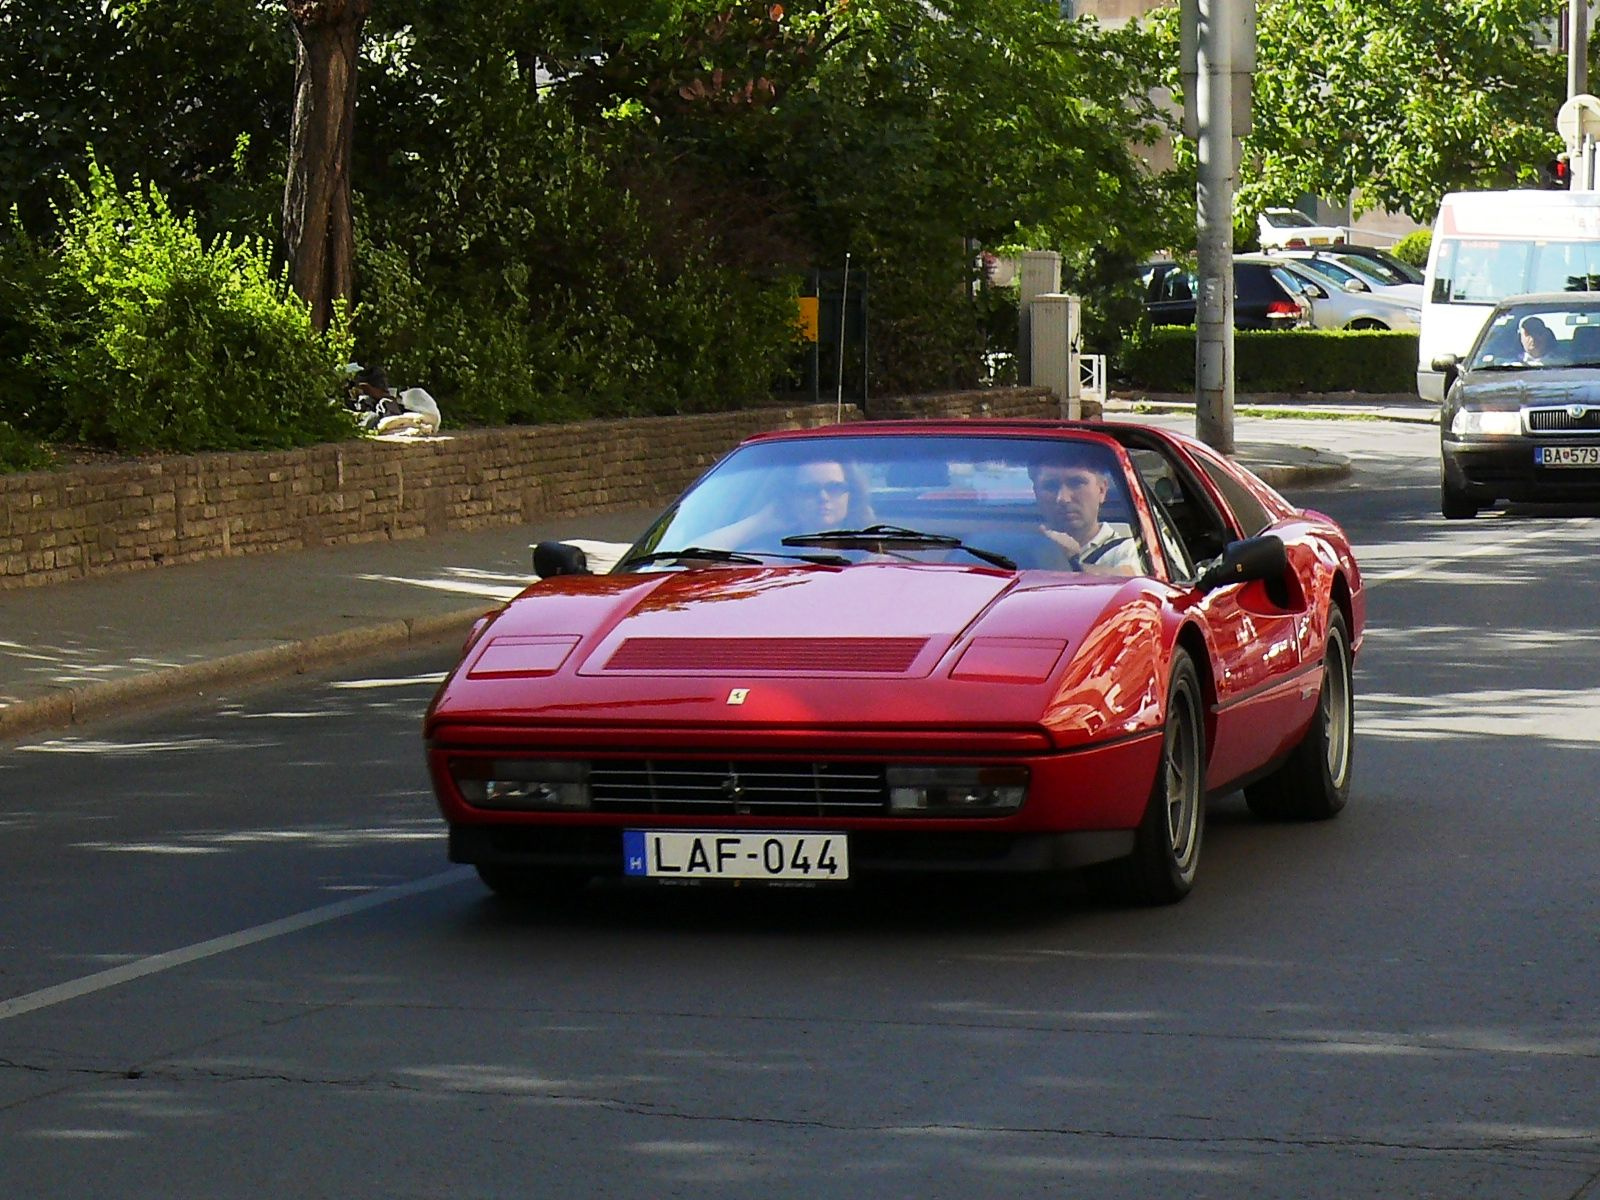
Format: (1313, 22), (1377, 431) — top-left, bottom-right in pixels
(1432, 237), (1600, 304)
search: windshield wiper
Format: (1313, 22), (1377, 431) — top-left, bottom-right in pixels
(782, 524), (1017, 570)
(622, 546), (850, 568)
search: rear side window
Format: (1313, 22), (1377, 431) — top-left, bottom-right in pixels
(1196, 458), (1271, 535)
(1270, 266), (1308, 297)
(1234, 266), (1275, 302)
(1158, 271), (1195, 302)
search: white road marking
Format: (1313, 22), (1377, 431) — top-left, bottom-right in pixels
(1363, 516), (1596, 586)
(0, 868), (471, 1022)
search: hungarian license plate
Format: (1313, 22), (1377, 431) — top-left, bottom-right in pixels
(623, 830), (849, 882)
(1536, 445), (1600, 467)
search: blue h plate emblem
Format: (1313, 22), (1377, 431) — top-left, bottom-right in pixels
(623, 830), (647, 876)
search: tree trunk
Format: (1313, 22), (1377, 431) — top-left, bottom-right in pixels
(283, 0), (371, 330)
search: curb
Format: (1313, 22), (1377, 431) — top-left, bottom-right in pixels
(1110, 396), (1439, 426)
(0, 606), (488, 743)
(1250, 458), (1353, 489)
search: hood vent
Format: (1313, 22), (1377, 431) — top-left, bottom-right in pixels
(604, 636), (927, 674)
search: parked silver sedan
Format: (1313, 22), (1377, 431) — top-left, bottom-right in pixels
(1242, 254), (1422, 331)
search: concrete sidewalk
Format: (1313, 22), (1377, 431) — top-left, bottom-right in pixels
(0, 424), (1360, 743)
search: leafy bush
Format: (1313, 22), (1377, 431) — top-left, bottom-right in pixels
(0, 420), (53, 474)
(1391, 230), (1432, 268)
(9, 159), (354, 453)
(1117, 326), (1418, 394)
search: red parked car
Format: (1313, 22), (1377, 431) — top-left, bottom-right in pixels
(425, 421), (1364, 906)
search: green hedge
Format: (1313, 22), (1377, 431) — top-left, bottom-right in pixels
(1116, 327), (1418, 394)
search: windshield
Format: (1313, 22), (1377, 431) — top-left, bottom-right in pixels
(1332, 250), (1422, 286)
(1269, 265), (1314, 296)
(1433, 238), (1600, 304)
(1468, 299), (1600, 369)
(1264, 210), (1317, 229)
(623, 434), (1152, 575)
(1289, 256), (1364, 289)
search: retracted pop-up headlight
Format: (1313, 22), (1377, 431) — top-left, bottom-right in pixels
(451, 760), (591, 810)
(886, 766), (1027, 815)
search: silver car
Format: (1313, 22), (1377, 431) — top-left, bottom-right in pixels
(1240, 254), (1422, 331)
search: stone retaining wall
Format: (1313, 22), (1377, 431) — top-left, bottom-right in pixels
(0, 388), (1060, 590)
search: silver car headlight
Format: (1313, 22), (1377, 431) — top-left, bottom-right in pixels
(886, 765), (1027, 815)
(1450, 409), (1522, 437)
(452, 760), (591, 810)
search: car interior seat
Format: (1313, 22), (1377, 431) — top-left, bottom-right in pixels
(1571, 324), (1600, 361)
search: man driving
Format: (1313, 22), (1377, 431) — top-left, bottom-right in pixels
(1028, 447), (1142, 575)
(1518, 316), (1569, 365)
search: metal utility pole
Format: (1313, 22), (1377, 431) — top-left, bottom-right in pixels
(1570, 0), (1589, 100)
(1183, 0), (1253, 455)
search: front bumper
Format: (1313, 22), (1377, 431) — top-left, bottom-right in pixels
(1442, 436), (1600, 502)
(448, 823), (1136, 876)
(428, 727), (1162, 878)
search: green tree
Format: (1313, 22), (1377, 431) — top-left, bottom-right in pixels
(1216, 0), (1571, 223)
(0, 0), (293, 240)
(554, 0), (1183, 390)
(283, 0), (373, 329)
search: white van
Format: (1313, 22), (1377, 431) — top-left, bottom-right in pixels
(1418, 189), (1600, 401)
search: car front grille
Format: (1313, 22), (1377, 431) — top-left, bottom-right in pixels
(589, 760), (888, 817)
(1527, 405), (1600, 433)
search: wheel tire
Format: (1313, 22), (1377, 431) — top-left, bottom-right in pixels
(1346, 318), (1387, 331)
(474, 864), (589, 904)
(1441, 478), (1479, 520)
(1245, 609), (1355, 822)
(1097, 650), (1206, 906)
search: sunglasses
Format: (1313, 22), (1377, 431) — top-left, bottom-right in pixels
(804, 480), (850, 498)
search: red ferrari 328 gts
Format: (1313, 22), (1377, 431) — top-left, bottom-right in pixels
(424, 421), (1364, 906)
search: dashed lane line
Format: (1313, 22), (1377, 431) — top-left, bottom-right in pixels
(0, 868), (472, 1023)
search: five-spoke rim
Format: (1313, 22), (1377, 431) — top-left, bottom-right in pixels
(1323, 625), (1353, 789)
(1164, 682), (1202, 870)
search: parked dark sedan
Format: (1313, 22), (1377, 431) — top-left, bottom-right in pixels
(1437, 292), (1600, 518)
(1142, 260), (1311, 330)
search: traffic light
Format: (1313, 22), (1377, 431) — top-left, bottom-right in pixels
(1543, 154), (1573, 189)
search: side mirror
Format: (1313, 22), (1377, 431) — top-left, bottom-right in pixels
(1431, 353), (1461, 391)
(1197, 534), (1288, 594)
(532, 541), (590, 579)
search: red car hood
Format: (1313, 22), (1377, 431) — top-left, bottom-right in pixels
(426, 564), (1153, 737)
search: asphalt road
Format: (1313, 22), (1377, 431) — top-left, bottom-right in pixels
(2, 416), (1598, 1199)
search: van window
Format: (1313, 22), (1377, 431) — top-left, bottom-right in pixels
(1433, 237), (1600, 303)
